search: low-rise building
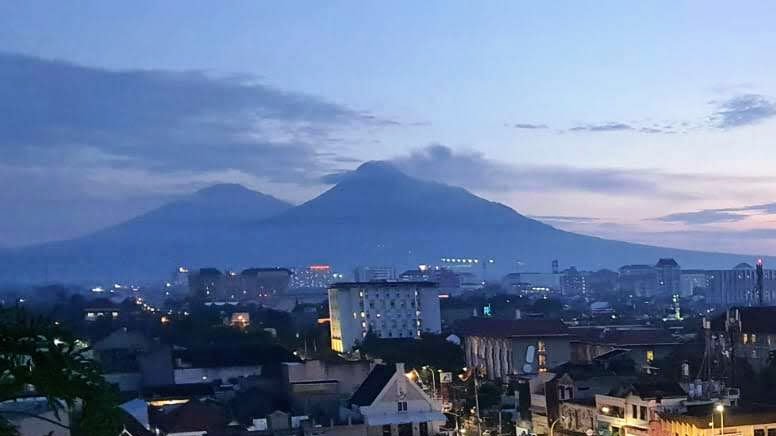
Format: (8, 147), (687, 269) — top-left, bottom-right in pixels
(652, 407), (776, 436)
(596, 382), (686, 436)
(349, 363), (446, 436)
(458, 318), (573, 380)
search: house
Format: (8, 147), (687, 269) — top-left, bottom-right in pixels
(652, 406), (776, 436)
(171, 344), (299, 385)
(570, 327), (682, 371)
(528, 362), (630, 435)
(149, 398), (228, 435)
(457, 318), (573, 380)
(596, 382), (687, 436)
(708, 306), (776, 372)
(0, 397), (70, 436)
(350, 362), (446, 436)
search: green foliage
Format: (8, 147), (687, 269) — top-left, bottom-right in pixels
(359, 333), (465, 371)
(0, 308), (121, 436)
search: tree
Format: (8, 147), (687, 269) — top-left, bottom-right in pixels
(359, 333), (465, 371)
(0, 308), (121, 436)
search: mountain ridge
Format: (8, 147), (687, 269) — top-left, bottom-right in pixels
(0, 162), (768, 283)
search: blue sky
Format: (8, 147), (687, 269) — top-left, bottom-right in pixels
(3, 1), (776, 254)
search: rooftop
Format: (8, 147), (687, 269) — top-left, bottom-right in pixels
(330, 281), (438, 289)
(149, 399), (227, 434)
(655, 258), (679, 268)
(572, 327), (680, 346)
(662, 406), (776, 428)
(350, 364), (396, 406)
(455, 318), (570, 338)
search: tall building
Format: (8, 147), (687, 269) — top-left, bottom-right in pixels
(618, 265), (658, 297)
(328, 281), (441, 353)
(655, 258), (681, 295)
(353, 265), (396, 282)
(560, 267), (588, 296)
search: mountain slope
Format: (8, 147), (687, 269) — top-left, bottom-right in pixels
(0, 163), (767, 283)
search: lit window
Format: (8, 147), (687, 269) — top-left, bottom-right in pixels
(646, 350), (655, 363)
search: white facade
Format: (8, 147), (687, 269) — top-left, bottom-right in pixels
(329, 282), (441, 353)
(356, 363), (446, 435)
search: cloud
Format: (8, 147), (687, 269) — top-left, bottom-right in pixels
(531, 215), (601, 224)
(568, 122), (634, 132)
(0, 52), (399, 245)
(511, 123), (548, 129)
(654, 202), (776, 225)
(0, 52), (393, 184)
(711, 94), (776, 128)
(381, 144), (700, 198)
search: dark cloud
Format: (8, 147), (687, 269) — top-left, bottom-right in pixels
(0, 52), (392, 183)
(711, 94), (776, 128)
(380, 144), (692, 198)
(531, 215), (601, 223)
(568, 122), (634, 132)
(654, 210), (748, 225)
(511, 123), (548, 129)
(654, 202), (776, 225)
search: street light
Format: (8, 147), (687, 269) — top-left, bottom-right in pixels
(423, 366), (438, 399)
(715, 404), (725, 436)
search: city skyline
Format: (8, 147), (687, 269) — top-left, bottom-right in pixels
(3, 1), (776, 254)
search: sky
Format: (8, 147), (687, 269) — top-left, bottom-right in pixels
(3, 1), (776, 254)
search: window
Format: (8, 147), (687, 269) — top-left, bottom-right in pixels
(420, 422), (429, 436)
(640, 406), (647, 421)
(766, 429), (776, 436)
(646, 350), (655, 363)
(755, 430), (765, 436)
(382, 425), (392, 436)
(632, 405), (638, 419)
(397, 401), (408, 412)
(399, 423), (413, 436)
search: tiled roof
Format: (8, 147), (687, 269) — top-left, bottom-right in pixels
(350, 364), (396, 406)
(150, 399), (227, 433)
(572, 327), (680, 346)
(455, 318), (570, 338)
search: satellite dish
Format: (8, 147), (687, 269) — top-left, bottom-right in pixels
(523, 364), (533, 373)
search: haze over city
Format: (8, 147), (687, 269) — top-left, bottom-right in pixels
(4, 1), (776, 255)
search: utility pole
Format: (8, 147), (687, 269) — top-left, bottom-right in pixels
(474, 370), (482, 436)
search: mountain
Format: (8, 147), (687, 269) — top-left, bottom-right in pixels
(0, 162), (767, 283)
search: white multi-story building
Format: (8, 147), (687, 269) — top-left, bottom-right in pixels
(328, 281), (441, 353)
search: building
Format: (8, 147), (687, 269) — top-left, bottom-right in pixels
(349, 362), (446, 436)
(328, 281), (441, 353)
(399, 266), (462, 294)
(0, 397), (70, 436)
(618, 265), (658, 298)
(679, 270), (709, 298)
(240, 267), (292, 296)
(708, 306), (776, 373)
(706, 263), (776, 307)
(292, 265), (344, 289)
(189, 267), (292, 301)
(457, 318), (573, 380)
(355, 266), (397, 282)
(655, 259), (681, 296)
(596, 382), (687, 436)
(571, 327), (682, 370)
(529, 362), (627, 435)
(561, 267), (589, 296)
(517, 272), (562, 292)
(652, 406), (776, 436)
